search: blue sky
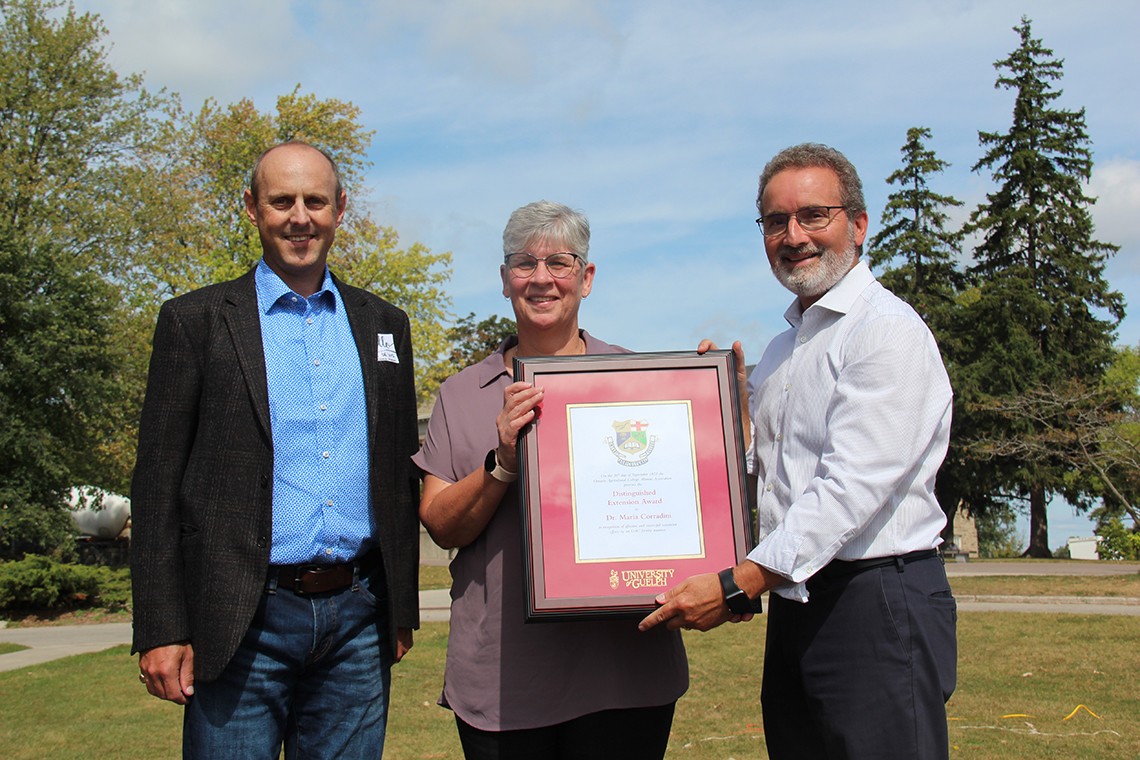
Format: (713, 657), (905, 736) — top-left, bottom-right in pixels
(76, 0), (1140, 544)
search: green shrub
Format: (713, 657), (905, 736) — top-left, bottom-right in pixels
(93, 565), (132, 609)
(1094, 517), (1140, 561)
(0, 555), (130, 611)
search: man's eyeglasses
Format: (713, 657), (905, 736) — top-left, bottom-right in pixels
(504, 252), (581, 279)
(756, 206), (847, 237)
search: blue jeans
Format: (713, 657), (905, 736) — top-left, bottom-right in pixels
(183, 563), (391, 760)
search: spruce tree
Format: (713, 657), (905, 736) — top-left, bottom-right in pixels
(868, 128), (991, 548)
(961, 17), (1124, 556)
(869, 126), (965, 321)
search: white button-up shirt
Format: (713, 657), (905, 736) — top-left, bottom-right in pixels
(746, 260), (951, 602)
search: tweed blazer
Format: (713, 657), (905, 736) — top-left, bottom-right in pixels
(130, 268), (420, 682)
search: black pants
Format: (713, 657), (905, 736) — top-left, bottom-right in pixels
(761, 554), (957, 759)
(455, 702), (676, 760)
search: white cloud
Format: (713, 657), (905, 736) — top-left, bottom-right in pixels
(66, 0), (1140, 349)
(77, 0), (307, 104)
(1088, 157), (1140, 252)
(382, 0), (621, 83)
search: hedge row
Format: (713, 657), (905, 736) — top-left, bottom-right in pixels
(0, 555), (131, 611)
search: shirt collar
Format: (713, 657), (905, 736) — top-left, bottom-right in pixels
(476, 329), (603, 389)
(255, 259), (336, 314)
(476, 336), (518, 389)
(783, 259), (875, 327)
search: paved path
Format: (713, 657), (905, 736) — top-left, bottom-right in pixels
(419, 588), (451, 622)
(3, 564), (1138, 673)
(0, 590), (455, 674)
(0, 622), (134, 672)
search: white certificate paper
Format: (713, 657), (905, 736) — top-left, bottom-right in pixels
(567, 401), (704, 562)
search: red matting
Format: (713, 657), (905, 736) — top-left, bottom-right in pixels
(530, 366), (741, 602)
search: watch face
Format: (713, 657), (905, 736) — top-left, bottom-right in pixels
(485, 449), (497, 473)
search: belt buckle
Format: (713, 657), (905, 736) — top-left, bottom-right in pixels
(291, 564), (321, 596)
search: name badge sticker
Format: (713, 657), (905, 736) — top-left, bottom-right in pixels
(377, 333), (399, 363)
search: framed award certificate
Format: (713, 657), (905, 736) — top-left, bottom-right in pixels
(514, 350), (753, 621)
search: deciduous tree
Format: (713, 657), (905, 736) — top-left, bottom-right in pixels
(0, 0), (165, 551)
(972, 348), (1140, 531)
(429, 312), (517, 387)
(160, 90), (454, 400)
(0, 235), (128, 556)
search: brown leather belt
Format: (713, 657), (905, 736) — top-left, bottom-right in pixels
(273, 548), (383, 595)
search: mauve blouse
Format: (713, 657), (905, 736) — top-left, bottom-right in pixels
(412, 331), (688, 731)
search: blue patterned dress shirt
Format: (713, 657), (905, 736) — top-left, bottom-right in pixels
(255, 259), (374, 565)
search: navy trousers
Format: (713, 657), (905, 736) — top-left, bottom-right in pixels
(761, 554), (957, 759)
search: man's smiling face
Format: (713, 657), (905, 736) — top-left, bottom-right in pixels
(761, 165), (867, 308)
(244, 144), (346, 296)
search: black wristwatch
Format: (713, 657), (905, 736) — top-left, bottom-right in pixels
(484, 449), (518, 483)
(719, 567), (761, 614)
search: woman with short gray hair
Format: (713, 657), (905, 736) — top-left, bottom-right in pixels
(414, 201), (687, 758)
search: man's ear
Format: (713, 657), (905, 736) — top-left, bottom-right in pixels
(851, 209), (869, 247)
(335, 191), (347, 225)
(244, 189), (258, 225)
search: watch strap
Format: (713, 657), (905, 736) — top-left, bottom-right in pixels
(719, 567), (761, 615)
(484, 449), (518, 483)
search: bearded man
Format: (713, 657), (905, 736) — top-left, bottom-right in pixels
(641, 143), (957, 760)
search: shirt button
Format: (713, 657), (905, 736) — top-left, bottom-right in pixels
(322, 451), (330, 458)
(325, 547), (333, 556)
(291, 296), (298, 302)
(776, 433), (782, 441)
(765, 483), (773, 492)
(319, 404), (327, 411)
(307, 318), (314, 325)
(799, 335), (807, 343)
(327, 499), (334, 507)
(784, 383), (791, 391)
(313, 359), (320, 366)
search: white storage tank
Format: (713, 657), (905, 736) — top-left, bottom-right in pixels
(1066, 536), (1101, 561)
(68, 487), (130, 538)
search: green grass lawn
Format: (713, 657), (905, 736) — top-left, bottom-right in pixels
(2, 610), (1137, 760)
(418, 563), (452, 590)
(949, 573), (1140, 598)
(2, 561), (1137, 758)
(0, 642), (28, 655)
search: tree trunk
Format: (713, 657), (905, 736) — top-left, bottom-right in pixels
(1023, 484), (1053, 557)
(935, 472), (961, 548)
(941, 508), (956, 547)
(939, 495), (961, 547)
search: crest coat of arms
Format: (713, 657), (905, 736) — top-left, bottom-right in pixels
(612, 419), (649, 455)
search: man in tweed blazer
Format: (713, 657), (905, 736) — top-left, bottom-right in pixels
(131, 141), (420, 758)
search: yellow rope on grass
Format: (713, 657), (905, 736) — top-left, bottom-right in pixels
(1063, 704), (1101, 720)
